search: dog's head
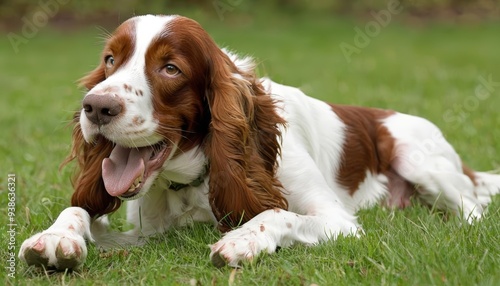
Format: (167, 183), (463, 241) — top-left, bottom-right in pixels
(67, 15), (287, 229)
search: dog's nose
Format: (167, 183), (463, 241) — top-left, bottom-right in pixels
(82, 94), (123, 126)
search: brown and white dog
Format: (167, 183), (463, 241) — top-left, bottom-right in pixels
(19, 15), (500, 270)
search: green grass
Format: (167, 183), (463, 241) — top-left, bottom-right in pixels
(1, 9), (500, 286)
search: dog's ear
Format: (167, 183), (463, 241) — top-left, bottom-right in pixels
(62, 113), (121, 217)
(79, 63), (106, 90)
(204, 49), (288, 231)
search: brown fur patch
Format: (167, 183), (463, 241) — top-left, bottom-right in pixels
(462, 163), (477, 186)
(79, 18), (136, 90)
(132, 116), (145, 126)
(123, 84), (132, 92)
(330, 105), (396, 195)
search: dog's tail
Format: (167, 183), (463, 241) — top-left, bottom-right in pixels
(473, 170), (500, 207)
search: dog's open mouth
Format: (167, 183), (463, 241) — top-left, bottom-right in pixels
(102, 141), (172, 199)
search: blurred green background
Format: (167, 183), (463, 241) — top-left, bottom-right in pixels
(1, 0), (499, 27)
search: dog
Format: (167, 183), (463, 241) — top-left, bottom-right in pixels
(19, 15), (500, 270)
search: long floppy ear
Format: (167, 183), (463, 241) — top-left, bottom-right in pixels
(205, 51), (288, 231)
(61, 66), (121, 217)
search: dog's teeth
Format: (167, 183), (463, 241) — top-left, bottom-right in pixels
(127, 176), (142, 193)
(134, 176), (142, 186)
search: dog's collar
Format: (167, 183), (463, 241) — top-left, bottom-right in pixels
(168, 165), (207, 191)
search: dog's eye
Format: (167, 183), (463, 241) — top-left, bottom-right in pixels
(163, 64), (181, 76)
(105, 55), (115, 68)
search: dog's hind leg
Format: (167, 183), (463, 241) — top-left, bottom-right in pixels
(383, 113), (485, 223)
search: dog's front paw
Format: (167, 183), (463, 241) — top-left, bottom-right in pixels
(19, 230), (87, 270)
(210, 226), (276, 268)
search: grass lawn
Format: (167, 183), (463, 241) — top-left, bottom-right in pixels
(1, 9), (500, 286)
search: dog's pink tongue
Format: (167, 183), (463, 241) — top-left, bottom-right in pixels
(102, 145), (152, 196)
